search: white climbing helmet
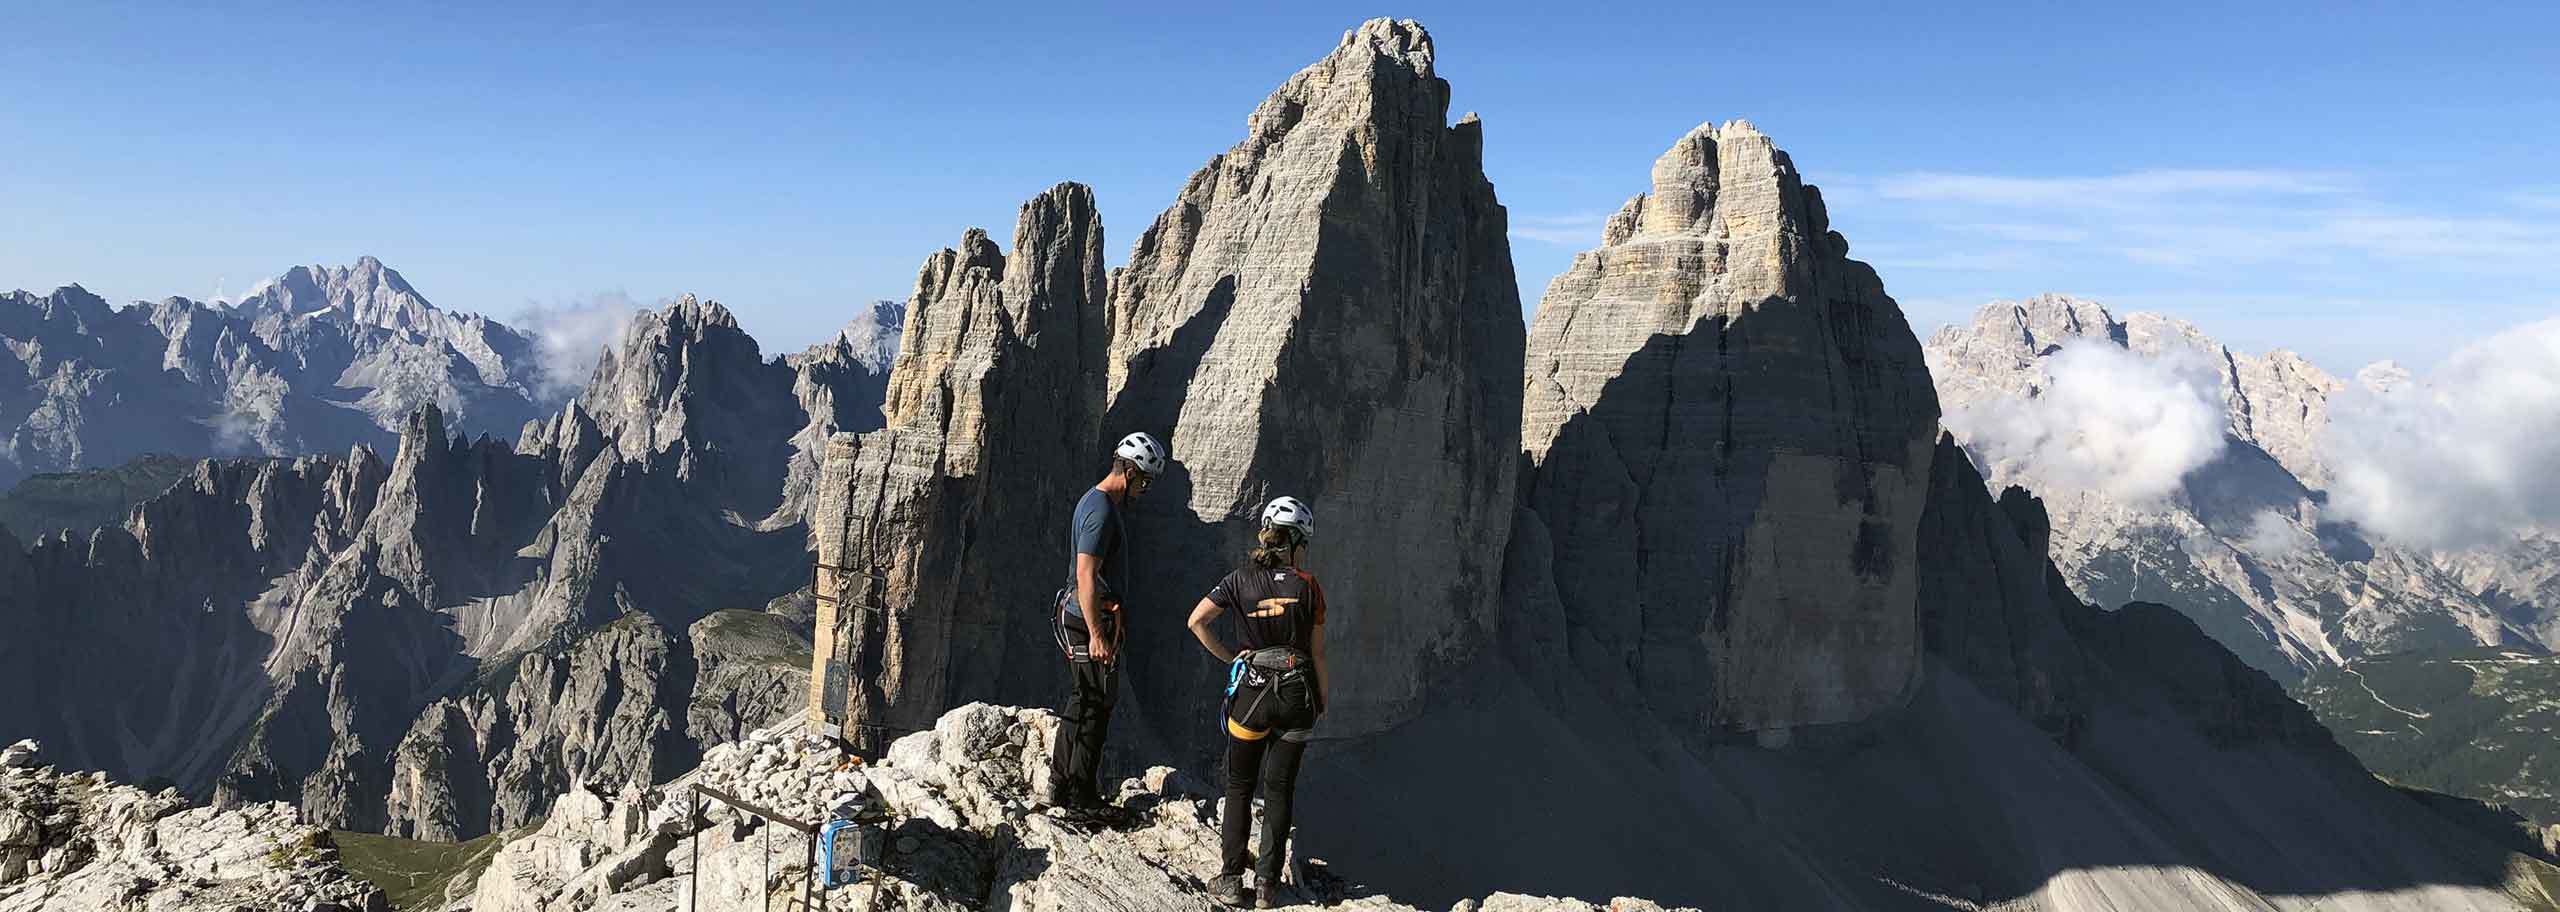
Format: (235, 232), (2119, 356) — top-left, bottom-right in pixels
(1113, 432), (1168, 476)
(1261, 496), (1314, 542)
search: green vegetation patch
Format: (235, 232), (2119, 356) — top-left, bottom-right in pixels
(693, 608), (815, 669)
(0, 453), (202, 539)
(333, 824), (531, 911)
(2297, 646), (2560, 826)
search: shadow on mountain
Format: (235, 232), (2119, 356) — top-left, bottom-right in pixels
(1088, 275), (1246, 774)
(1301, 638), (2549, 910)
(1284, 328), (2553, 909)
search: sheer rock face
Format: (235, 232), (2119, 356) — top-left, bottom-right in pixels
(0, 259), (551, 490)
(1514, 121), (1937, 735)
(815, 183), (1112, 746)
(1912, 434), (2091, 739)
(1923, 296), (2540, 679)
(1104, 19), (1524, 738)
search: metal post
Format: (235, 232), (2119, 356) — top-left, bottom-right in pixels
(688, 791), (703, 912)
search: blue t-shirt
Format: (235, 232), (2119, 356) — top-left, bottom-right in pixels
(1064, 487), (1126, 617)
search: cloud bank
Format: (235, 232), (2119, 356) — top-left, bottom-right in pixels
(512, 292), (644, 403)
(2322, 318), (2560, 550)
(1944, 342), (2227, 505)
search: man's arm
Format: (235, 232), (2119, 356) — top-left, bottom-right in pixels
(1187, 597), (1233, 663)
(1077, 552), (1113, 662)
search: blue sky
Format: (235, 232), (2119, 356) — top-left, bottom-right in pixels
(4, 1), (2554, 373)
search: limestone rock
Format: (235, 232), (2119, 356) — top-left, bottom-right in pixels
(1513, 120), (1936, 735)
(1104, 17), (1524, 739)
(468, 702), (1691, 912)
(1912, 435), (2091, 739)
(815, 182), (1112, 749)
(0, 759), (384, 910)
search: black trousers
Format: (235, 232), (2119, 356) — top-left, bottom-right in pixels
(1049, 619), (1118, 805)
(1221, 727), (1311, 890)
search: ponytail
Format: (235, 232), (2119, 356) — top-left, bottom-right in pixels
(1249, 525), (1302, 569)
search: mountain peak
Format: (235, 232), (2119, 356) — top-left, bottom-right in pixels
(1244, 18), (1450, 148)
(1340, 17), (1434, 66)
(240, 257), (438, 332)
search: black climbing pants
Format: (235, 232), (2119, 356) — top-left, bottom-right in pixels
(1049, 647), (1118, 806)
(1220, 727), (1311, 892)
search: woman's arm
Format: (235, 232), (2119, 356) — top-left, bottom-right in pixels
(1187, 597), (1233, 663)
(1311, 622), (1329, 715)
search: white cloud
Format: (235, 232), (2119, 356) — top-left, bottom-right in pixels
(512, 292), (644, 403)
(1852, 168), (2560, 278)
(1958, 222), (2090, 244)
(2238, 510), (2311, 558)
(1875, 169), (2352, 209)
(1862, 248), (2043, 272)
(1509, 211), (1611, 246)
(1944, 341), (2226, 505)
(2321, 318), (2560, 550)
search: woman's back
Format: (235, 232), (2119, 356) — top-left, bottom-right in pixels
(1206, 563), (1326, 656)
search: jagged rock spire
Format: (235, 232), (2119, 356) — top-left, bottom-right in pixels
(815, 182), (1114, 743)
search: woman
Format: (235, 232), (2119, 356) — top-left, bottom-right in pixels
(1187, 496), (1327, 909)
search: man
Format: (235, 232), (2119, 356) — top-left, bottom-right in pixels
(1047, 431), (1167, 814)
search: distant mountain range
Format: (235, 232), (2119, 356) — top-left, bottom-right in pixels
(0, 258), (557, 490)
(1927, 295), (2557, 680)
(0, 281), (906, 842)
(1927, 294), (2560, 828)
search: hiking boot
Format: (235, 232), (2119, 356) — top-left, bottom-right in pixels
(1209, 873), (1248, 907)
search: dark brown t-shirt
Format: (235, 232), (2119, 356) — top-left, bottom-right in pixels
(1206, 564), (1327, 655)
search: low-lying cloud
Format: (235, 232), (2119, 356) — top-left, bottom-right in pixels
(2322, 318), (2560, 550)
(512, 292), (643, 404)
(2238, 509), (2311, 558)
(1944, 342), (2226, 505)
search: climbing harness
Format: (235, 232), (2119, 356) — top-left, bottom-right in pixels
(1052, 586), (1123, 663)
(1222, 647), (1316, 742)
